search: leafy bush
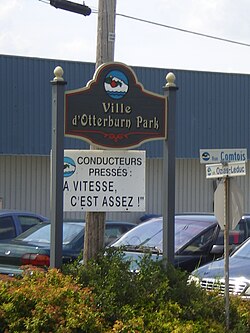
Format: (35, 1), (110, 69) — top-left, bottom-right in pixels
(0, 268), (105, 333)
(0, 249), (249, 332)
(63, 248), (250, 332)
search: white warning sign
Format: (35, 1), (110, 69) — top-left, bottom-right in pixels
(63, 150), (146, 212)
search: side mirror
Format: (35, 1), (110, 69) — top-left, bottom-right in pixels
(210, 244), (237, 256)
(210, 244), (223, 255)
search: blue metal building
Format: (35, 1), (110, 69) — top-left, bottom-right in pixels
(1, 54), (250, 220)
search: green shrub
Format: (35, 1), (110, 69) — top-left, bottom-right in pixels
(0, 249), (249, 332)
(63, 248), (250, 332)
(0, 268), (105, 333)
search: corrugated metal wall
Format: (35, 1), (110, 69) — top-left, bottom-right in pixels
(0, 155), (50, 215)
(2, 155), (248, 222)
(2, 55), (250, 159)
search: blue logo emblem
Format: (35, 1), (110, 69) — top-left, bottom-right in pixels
(104, 70), (129, 99)
(64, 157), (76, 177)
(202, 152), (210, 161)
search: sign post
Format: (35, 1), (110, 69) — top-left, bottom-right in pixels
(202, 149), (247, 330)
(64, 62), (169, 263)
(162, 73), (178, 266)
(50, 67), (67, 269)
(224, 176), (230, 331)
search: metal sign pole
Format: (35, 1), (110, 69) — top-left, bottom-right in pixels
(50, 67), (67, 268)
(224, 176), (230, 330)
(205, 153), (246, 331)
(162, 73), (178, 266)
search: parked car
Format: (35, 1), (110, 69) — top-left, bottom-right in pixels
(63, 219), (137, 246)
(111, 214), (250, 272)
(0, 220), (137, 276)
(111, 214), (220, 272)
(140, 213), (250, 255)
(0, 209), (48, 240)
(188, 237), (250, 299)
(213, 214), (250, 253)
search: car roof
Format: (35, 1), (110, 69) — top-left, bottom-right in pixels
(242, 215), (250, 219)
(176, 214), (217, 223)
(147, 214), (217, 225)
(63, 219), (137, 226)
(0, 209), (47, 217)
(105, 221), (137, 226)
(140, 213), (216, 222)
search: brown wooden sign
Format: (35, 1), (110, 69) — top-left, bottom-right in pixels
(65, 62), (167, 149)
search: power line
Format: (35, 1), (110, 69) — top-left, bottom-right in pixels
(116, 12), (250, 48)
(39, 0), (250, 48)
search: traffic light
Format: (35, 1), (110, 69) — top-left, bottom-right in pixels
(50, 0), (91, 16)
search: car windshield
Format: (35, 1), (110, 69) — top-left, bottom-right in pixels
(112, 217), (214, 252)
(16, 223), (84, 244)
(232, 238), (250, 259)
(113, 219), (163, 250)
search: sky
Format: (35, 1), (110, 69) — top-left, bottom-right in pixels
(1, 0), (250, 74)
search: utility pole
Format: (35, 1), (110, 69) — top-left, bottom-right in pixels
(96, 0), (116, 67)
(83, 0), (117, 262)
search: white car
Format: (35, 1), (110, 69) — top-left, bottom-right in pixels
(189, 237), (250, 299)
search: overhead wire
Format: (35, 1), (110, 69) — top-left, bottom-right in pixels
(38, 0), (250, 48)
(115, 12), (250, 48)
